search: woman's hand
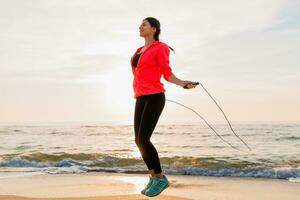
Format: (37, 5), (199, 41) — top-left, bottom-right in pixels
(181, 80), (199, 89)
(168, 75), (199, 89)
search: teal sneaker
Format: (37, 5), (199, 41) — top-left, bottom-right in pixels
(141, 176), (154, 195)
(145, 175), (170, 197)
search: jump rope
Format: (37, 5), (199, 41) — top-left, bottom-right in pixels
(166, 82), (252, 152)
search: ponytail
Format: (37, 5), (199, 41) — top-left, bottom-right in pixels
(168, 45), (175, 53)
(144, 17), (175, 53)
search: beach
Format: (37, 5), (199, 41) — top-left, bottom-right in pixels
(1, 0), (300, 198)
(0, 171), (299, 200)
(0, 123), (299, 199)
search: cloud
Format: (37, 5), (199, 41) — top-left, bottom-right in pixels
(0, 0), (299, 122)
(0, 53), (126, 83)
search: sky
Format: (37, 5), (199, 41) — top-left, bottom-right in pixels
(0, 0), (299, 125)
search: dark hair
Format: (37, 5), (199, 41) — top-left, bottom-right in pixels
(144, 17), (175, 53)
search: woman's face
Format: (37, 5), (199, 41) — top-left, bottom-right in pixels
(139, 20), (156, 38)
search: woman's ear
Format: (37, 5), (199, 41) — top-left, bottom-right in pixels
(152, 27), (157, 33)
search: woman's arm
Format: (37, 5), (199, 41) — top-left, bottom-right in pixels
(168, 74), (184, 87)
(168, 74), (198, 89)
(157, 45), (198, 89)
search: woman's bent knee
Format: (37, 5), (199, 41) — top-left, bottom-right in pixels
(135, 137), (150, 147)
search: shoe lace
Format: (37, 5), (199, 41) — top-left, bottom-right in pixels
(146, 179), (152, 186)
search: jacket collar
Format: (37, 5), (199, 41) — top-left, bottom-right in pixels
(131, 40), (161, 68)
(137, 40), (160, 53)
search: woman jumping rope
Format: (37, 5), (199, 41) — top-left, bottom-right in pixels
(131, 17), (198, 197)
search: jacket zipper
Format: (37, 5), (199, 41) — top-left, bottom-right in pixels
(135, 40), (159, 70)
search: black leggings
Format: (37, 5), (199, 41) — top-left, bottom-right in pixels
(134, 92), (165, 174)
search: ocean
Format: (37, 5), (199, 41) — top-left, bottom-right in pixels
(0, 122), (299, 183)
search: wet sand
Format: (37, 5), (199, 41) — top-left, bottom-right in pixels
(0, 171), (299, 200)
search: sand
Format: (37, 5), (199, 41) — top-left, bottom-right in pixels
(0, 171), (299, 200)
(0, 195), (186, 200)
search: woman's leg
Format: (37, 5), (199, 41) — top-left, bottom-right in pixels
(134, 93), (165, 178)
(134, 96), (155, 172)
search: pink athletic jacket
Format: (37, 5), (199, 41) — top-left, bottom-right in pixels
(130, 40), (174, 98)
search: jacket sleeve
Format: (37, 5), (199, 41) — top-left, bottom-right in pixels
(157, 45), (174, 81)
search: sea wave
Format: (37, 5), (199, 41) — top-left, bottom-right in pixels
(0, 152), (299, 180)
